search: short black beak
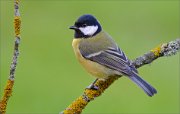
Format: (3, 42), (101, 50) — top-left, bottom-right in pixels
(69, 26), (78, 30)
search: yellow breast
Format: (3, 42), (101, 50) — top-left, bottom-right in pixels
(72, 39), (116, 79)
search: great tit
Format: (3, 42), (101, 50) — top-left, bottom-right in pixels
(70, 14), (157, 97)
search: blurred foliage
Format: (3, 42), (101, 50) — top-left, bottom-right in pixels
(0, 0), (179, 113)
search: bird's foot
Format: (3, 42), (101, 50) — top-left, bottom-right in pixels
(86, 83), (99, 90)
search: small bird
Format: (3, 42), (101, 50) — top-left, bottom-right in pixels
(70, 14), (157, 97)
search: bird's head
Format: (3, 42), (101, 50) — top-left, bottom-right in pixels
(69, 14), (102, 38)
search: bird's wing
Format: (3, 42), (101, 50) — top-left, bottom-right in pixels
(80, 45), (138, 75)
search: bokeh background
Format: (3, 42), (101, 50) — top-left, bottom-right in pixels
(0, 0), (179, 113)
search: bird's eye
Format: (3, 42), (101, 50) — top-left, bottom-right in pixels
(82, 24), (87, 27)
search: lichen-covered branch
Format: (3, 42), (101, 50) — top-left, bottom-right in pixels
(133, 39), (180, 68)
(0, 0), (21, 114)
(61, 38), (180, 114)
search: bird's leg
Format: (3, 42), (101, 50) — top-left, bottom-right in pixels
(86, 78), (99, 90)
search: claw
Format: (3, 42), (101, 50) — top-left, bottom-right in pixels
(86, 84), (99, 90)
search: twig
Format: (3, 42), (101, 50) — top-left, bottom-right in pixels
(61, 38), (180, 114)
(0, 0), (21, 114)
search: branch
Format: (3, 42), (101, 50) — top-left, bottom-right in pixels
(0, 0), (21, 114)
(61, 38), (180, 114)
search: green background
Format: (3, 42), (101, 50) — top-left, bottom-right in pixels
(0, 0), (179, 113)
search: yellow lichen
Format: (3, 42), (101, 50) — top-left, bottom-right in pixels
(63, 76), (119, 114)
(151, 45), (162, 57)
(85, 89), (100, 100)
(14, 16), (21, 36)
(0, 80), (14, 114)
(63, 96), (88, 114)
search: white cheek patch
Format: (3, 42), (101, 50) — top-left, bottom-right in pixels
(79, 25), (98, 36)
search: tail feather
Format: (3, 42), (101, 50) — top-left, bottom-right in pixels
(128, 72), (157, 97)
